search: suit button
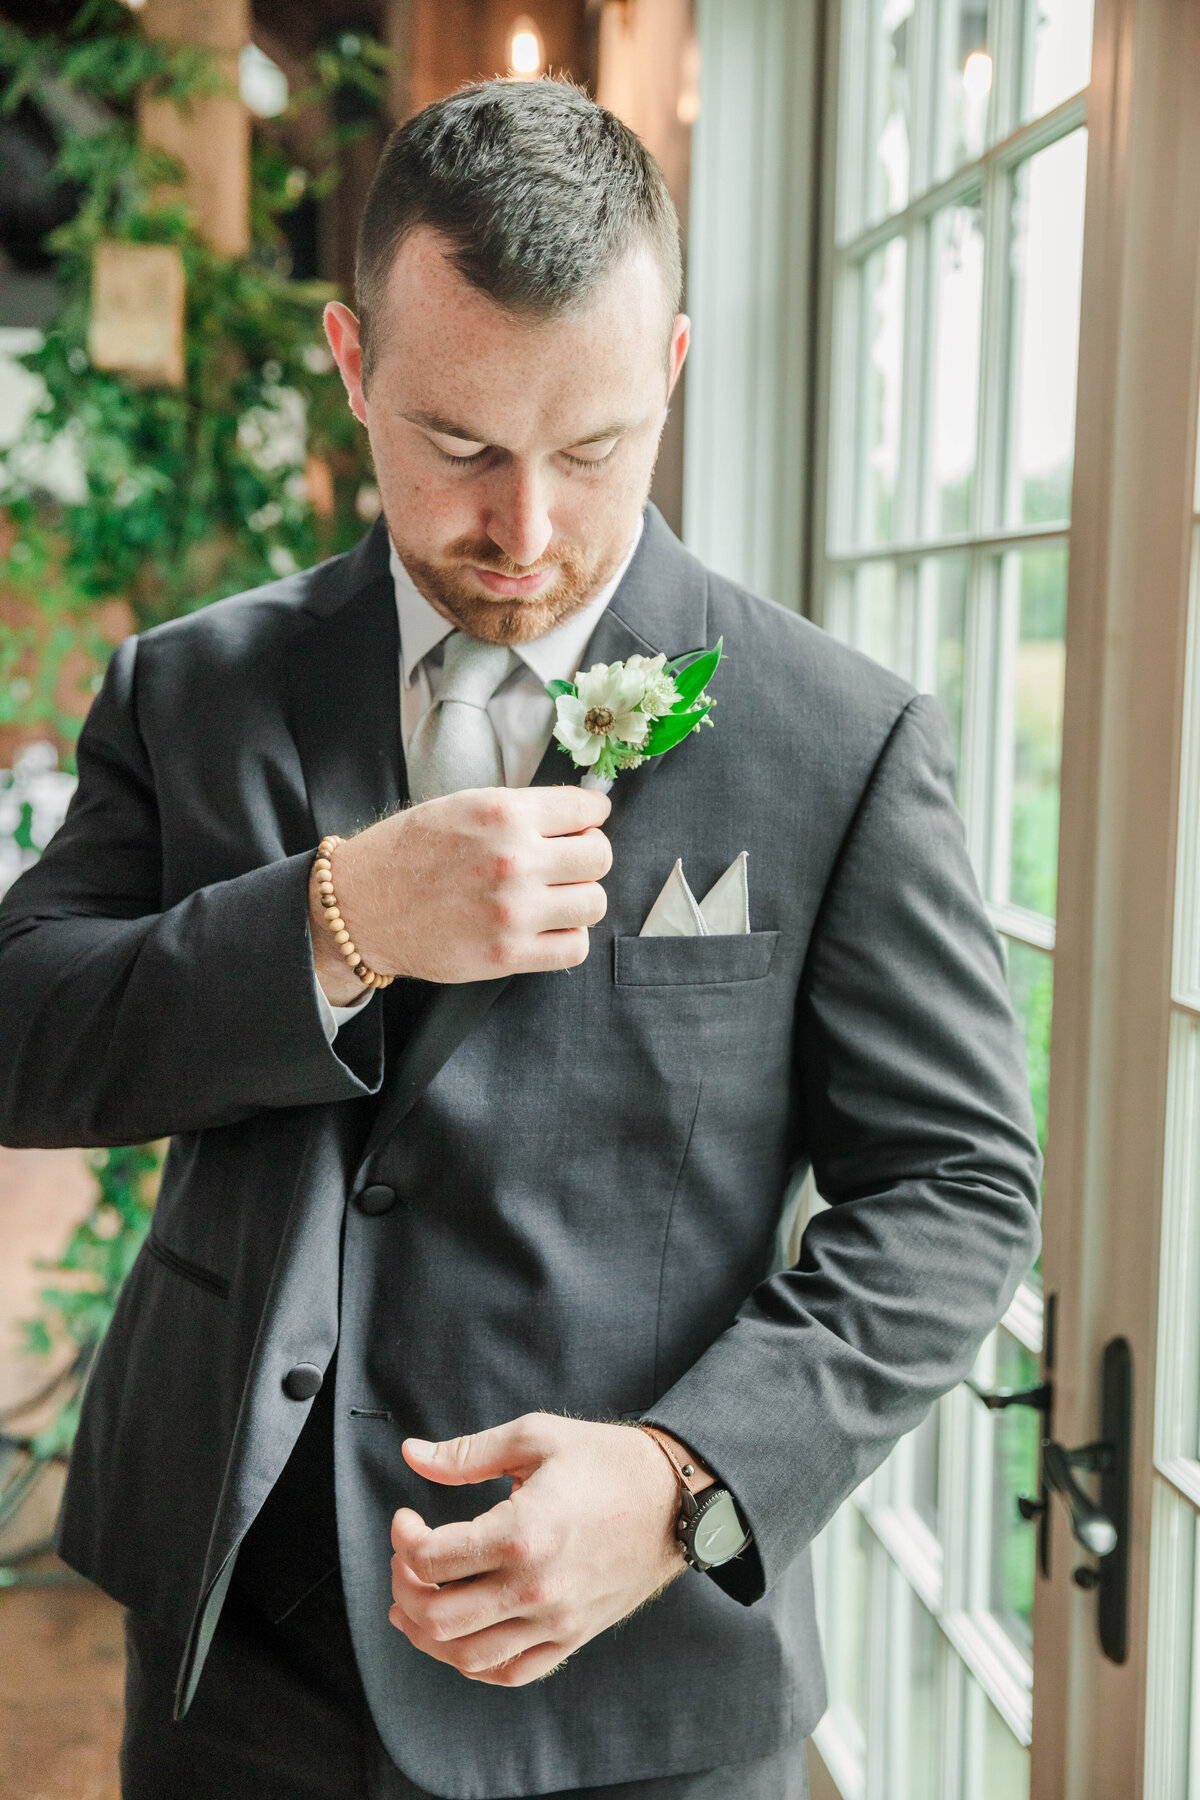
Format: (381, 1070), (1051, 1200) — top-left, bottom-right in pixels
(283, 1363), (323, 1401)
(356, 1183), (398, 1216)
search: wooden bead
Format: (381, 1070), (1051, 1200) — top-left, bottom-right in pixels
(334, 929), (350, 944)
(325, 913), (343, 929)
(340, 943), (359, 961)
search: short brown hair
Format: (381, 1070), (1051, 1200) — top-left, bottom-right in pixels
(354, 77), (682, 387)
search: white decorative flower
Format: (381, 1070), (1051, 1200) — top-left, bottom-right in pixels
(553, 661), (652, 767)
(546, 639), (724, 785)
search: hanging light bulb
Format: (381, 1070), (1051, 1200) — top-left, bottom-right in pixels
(508, 15), (544, 78)
(962, 50), (993, 101)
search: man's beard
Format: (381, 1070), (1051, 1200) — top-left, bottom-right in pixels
(389, 531), (623, 646)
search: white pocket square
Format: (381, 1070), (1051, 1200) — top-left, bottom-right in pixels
(639, 852), (750, 937)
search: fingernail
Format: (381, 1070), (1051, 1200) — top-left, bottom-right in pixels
(406, 1437), (435, 1454)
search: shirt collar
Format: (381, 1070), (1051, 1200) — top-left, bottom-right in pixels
(389, 514), (644, 691)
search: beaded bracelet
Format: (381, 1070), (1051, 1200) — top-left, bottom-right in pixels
(313, 835), (394, 990)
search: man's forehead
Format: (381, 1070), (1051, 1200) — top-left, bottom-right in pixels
(377, 252), (667, 447)
(375, 231), (672, 401)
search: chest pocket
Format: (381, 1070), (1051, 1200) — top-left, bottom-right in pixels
(612, 931), (779, 987)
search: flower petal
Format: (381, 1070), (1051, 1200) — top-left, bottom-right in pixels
(613, 708), (651, 747)
(553, 696), (598, 759)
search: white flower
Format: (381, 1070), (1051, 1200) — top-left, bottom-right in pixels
(621, 653), (680, 720)
(553, 659), (651, 767)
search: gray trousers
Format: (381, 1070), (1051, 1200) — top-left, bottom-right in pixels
(120, 1571), (809, 1800)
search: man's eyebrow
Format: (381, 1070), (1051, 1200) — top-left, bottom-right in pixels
(401, 410), (648, 447)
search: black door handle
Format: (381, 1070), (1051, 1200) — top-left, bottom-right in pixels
(966, 1333), (1131, 1663)
(1040, 1439), (1118, 1557)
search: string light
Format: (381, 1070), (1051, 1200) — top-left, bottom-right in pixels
(962, 50), (993, 101)
(508, 16), (543, 77)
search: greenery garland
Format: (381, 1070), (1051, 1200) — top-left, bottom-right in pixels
(1, 0), (387, 738)
(0, 0), (387, 1486)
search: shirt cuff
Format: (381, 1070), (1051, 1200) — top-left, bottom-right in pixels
(309, 926), (375, 1044)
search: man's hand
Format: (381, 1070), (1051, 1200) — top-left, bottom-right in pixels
(388, 1413), (686, 1686)
(310, 786), (612, 1003)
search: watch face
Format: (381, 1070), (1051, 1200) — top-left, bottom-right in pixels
(693, 1491), (750, 1567)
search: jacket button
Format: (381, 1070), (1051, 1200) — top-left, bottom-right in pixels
(356, 1183), (398, 1216)
(283, 1363), (323, 1401)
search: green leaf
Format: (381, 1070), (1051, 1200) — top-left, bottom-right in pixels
(644, 702), (713, 756)
(670, 639), (723, 708)
(546, 678), (576, 701)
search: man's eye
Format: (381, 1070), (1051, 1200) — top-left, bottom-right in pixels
(435, 444), (489, 465)
(426, 431), (489, 464)
(562, 441), (619, 470)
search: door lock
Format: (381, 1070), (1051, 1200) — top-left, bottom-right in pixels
(967, 1333), (1131, 1663)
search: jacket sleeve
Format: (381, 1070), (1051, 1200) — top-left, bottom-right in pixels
(645, 693), (1043, 1603)
(0, 636), (385, 1149)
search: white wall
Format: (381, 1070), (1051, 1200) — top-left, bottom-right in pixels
(682, 0), (823, 612)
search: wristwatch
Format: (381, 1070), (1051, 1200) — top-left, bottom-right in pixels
(638, 1424), (753, 1572)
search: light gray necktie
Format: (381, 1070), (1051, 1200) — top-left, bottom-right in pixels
(406, 631), (517, 802)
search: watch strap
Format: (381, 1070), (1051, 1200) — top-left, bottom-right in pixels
(637, 1424), (716, 1498)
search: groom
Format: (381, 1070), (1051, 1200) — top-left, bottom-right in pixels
(0, 77), (1041, 1800)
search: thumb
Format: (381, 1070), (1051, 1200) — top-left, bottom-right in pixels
(402, 1415), (548, 1487)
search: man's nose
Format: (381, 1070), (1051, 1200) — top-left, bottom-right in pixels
(484, 468), (553, 567)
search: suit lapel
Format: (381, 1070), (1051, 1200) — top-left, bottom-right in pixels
(284, 518), (405, 844)
(353, 506), (711, 1175)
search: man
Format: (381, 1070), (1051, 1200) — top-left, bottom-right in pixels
(0, 78), (1041, 1800)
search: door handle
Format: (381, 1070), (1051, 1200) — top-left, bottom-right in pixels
(967, 1335), (1132, 1663)
(1039, 1439), (1118, 1556)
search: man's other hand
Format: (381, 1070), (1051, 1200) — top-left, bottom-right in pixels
(310, 785), (612, 1001)
(388, 1413), (685, 1686)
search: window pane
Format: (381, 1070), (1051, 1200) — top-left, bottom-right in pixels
(859, 237), (908, 544)
(868, 0), (915, 222)
(935, 0), (994, 180)
(1006, 939), (1054, 1155)
(911, 1405), (941, 1535)
(964, 1680), (1032, 1799)
(855, 559), (908, 673)
(825, 1507), (874, 1741)
(1004, 544), (1068, 916)
(1174, 531), (1200, 1001)
(1006, 131), (1088, 527)
(988, 1330), (1040, 1658)
(927, 202), (985, 536)
(924, 553), (969, 769)
(1019, 0), (1094, 122)
(1161, 1015), (1200, 1460)
(901, 1587), (944, 1796)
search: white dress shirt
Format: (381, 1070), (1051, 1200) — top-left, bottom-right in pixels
(313, 519), (644, 1041)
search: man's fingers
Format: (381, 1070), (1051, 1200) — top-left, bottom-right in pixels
(390, 1558), (514, 1638)
(508, 927), (592, 974)
(541, 826), (613, 885)
(402, 1414), (550, 1488)
(391, 1502), (516, 1584)
(529, 785), (612, 838)
(389, 1604), (564, 1685)
(531, 881), (608, 934)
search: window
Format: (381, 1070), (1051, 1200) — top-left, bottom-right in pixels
(1145, 374), (1200, 1797)
(810, 0), (1093, 1790)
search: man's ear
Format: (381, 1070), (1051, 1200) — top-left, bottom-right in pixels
(324, 301), (368, 425)
(666, 313), (690, 402)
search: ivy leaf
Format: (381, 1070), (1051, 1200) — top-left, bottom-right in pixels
(670, 639), (723, 709)
(644, 701), (714, 756)
(546, 678), (576, 701)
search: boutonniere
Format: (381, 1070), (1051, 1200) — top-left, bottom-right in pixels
(547, 641), (723, 788)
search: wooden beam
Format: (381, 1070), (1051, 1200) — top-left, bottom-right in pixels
(137, 0), (251, 257)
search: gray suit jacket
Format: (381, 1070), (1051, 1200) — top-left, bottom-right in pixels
(0, 508), (1041, 1797)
